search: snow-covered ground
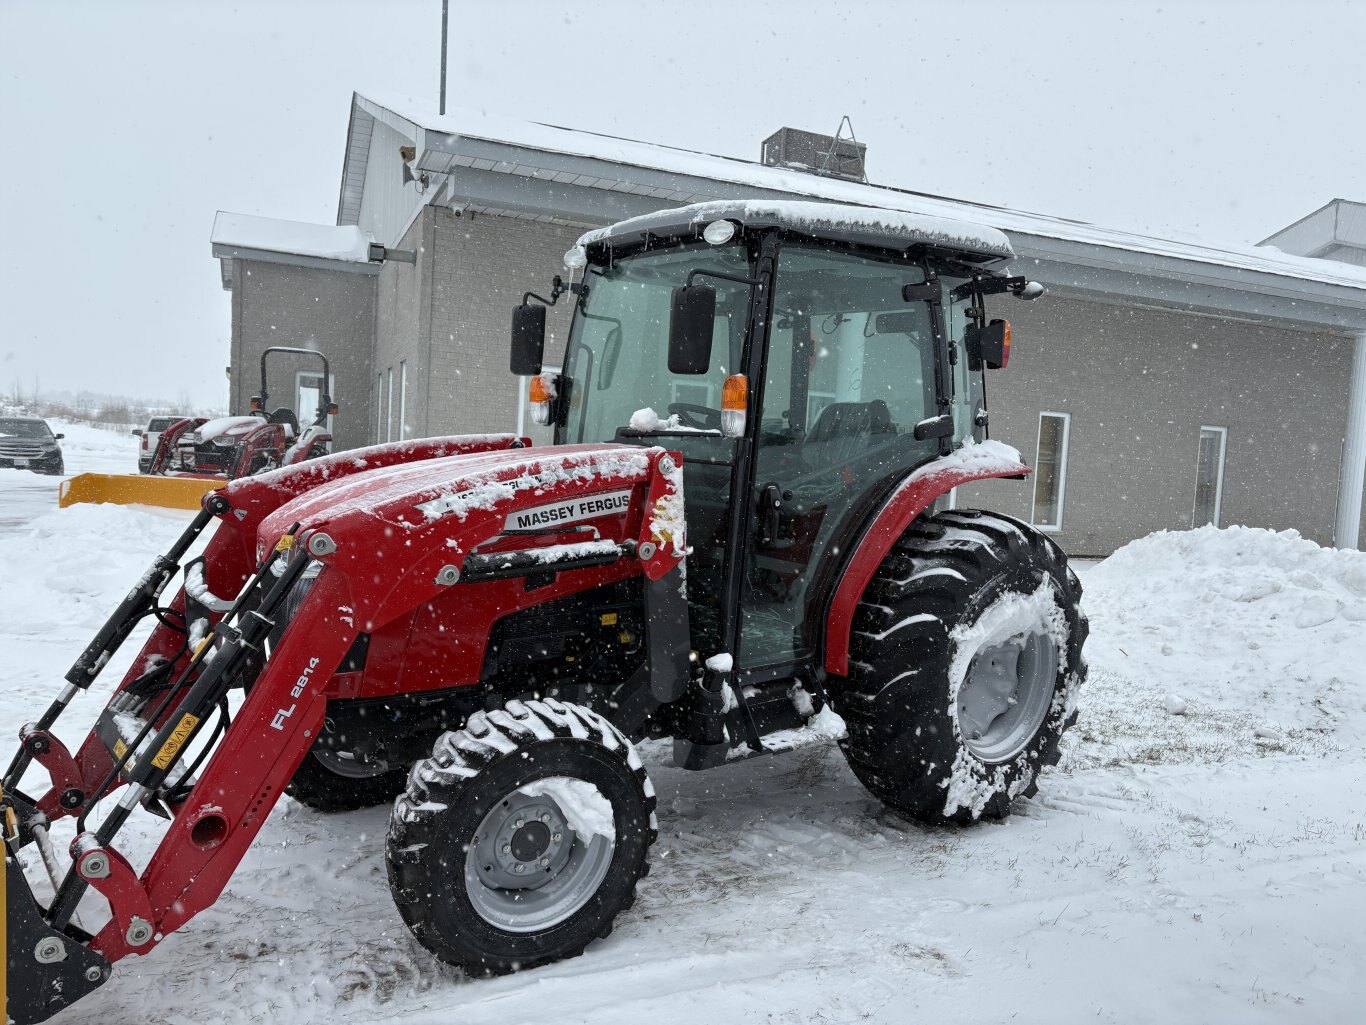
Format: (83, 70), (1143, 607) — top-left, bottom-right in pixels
(3, 426), (1364, 1024)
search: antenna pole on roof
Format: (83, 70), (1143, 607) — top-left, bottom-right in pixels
(439, 0), (449, 115)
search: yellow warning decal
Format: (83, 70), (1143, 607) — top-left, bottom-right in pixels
(113, 739), (128, 761)
(275, 534), (295, 552)
(151, 713), (201, 770)
(600, 612), (618, 626)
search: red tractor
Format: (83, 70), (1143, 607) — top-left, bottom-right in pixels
(3, 201), (1086, 1023)
(147, 346), (337, 479)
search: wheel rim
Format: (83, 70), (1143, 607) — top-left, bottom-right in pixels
(957, 627), (1059, 763)
(311, 747), (391, 779)
(464, 783), (615, 934)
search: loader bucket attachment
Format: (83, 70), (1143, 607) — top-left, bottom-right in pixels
(58, 473), (221, 510)
(5, 815), (112, 1025)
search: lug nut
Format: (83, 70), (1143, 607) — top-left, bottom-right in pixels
(540, 858), (551, 869)
(552, 832), (562, 843)
(502, 844), (511, 855)
(540, 813), (551, 824)
(85, 965), (103, 982)
(514, 818), (525, 829)
(514, 864), (525, 874)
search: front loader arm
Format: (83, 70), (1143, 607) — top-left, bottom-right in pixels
(13, 434), (532, 825)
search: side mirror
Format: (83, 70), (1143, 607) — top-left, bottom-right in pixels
(668, 284), (716, 375)
(131, 428), (142, 436)
(511, 303), (546, 375)
(54, 433), (65, 441)
(912, 414), (954, 441)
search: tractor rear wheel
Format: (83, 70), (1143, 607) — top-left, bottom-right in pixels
(387, 698), (655, 975)
(286, 742), (408, 812)
(836, 509), (1087, 823)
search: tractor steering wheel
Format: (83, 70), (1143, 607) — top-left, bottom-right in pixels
(667, 402), (723, 431)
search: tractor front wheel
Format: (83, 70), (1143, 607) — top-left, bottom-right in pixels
(387, 698), (655, 975)
(837, 509), (1087, 823)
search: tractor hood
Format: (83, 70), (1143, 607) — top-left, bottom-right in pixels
(256, 443), (661, 562)
(254, 441), (683, 632)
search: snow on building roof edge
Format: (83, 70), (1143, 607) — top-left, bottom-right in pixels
(212, 211), (375, 264)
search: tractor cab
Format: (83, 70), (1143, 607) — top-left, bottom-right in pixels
(514, 200), (1038, 678)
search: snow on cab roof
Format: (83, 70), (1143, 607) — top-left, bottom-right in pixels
(577, 200), (1015, 260)
(211, 212), (375, 263)
(360, 92), (1366, 295)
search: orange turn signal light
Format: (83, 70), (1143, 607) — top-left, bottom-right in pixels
(721, 374), (747, 437)
(529, 376), (553, 404)
(722, 374), (748, 410)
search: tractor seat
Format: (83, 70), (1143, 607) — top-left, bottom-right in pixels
(266, 408), (299, 437)
(802, 400), (895, 470)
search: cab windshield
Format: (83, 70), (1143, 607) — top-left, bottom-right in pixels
(561, 242), (753, 443)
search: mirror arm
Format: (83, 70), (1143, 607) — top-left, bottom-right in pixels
(684, 267), (763, 289)
(523, 275), (589, 310)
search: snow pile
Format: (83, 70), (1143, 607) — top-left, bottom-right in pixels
(1070, 524), (1366, 769)
(0, 503), (193, 638)
(629, 407), (670, 432)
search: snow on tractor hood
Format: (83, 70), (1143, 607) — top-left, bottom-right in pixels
(254, 443), (663, 562)
(189, 415), (264, 442)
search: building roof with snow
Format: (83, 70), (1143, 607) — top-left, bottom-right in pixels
(331, 91), (1366, 334)
(210, 212), (380, 289)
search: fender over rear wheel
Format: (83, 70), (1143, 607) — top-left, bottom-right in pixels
(387, 698), (656, 975)
(836, 509), (1087, 823)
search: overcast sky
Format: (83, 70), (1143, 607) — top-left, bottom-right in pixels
(2, 0), (1364, 407)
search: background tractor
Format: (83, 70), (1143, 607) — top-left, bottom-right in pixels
(4, 200), (1085, 1023)
(57, 348), (338, 511)
(148, 346), (337, 479)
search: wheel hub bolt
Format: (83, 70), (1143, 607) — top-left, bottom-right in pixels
(540, 858), (551, 869)
(514, 864), (525, 874)
(514, 818), (525, 829)
(502, 844), (511, 854)
(552, 832), (562, 843)
(540, 813), (551, 823)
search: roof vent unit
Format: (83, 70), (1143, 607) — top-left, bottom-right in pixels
(761, 123), (867, 182)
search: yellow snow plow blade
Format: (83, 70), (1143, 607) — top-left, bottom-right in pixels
(58, 473), (220, 510)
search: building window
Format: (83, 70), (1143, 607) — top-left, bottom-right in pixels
(398, 361), (408, 441)
(1192, 425), (1228, 527)
(385, 367), (394, 443)
(376, 373), (383, 443)
(1032, 411), (1070, 531)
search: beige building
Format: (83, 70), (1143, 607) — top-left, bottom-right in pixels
(212, 93), (1366, 555)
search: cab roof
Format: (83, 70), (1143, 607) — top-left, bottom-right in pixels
(578, 199), (1015, 264)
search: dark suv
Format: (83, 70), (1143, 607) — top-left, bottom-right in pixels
(0, 416), (65, 475)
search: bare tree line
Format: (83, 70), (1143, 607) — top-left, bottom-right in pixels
(4, 378), (222, 428)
